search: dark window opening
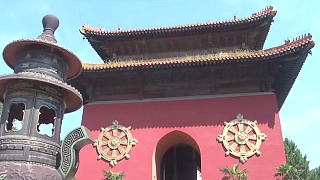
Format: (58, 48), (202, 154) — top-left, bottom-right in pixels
(56, 152), (61, 169)
(6, 103), (25, 131)
(37, 106), (56, 137)
(161, 144), (201, 180)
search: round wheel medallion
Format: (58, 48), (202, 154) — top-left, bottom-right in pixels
(217, 114), (267, 163)
(94, 120), (138, 167)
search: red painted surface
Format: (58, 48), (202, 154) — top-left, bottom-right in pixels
(76, 93), (286, 180)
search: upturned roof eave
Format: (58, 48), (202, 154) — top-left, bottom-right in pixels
(80, 6), (276, 38)
(80, 6), (276, 60)
(81, 34), (314, 72)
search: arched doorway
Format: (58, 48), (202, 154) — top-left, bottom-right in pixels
(161, 143), (201, 180)
(153, 131), (201, 180)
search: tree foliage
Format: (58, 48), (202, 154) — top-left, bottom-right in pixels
(284, 138), (309, 179)
(275, 163), (303, 180)
(220, 164), (248, 180)
(102, 170), (125, 180)
(275, 138), (320, 180)
(308, 166), (320, 180)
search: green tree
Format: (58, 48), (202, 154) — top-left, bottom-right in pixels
(275, 163), (303, 180)
(275, 138), (314, 179)
(284, 138), (310, 179)
(220, 164), (248, 180)
(275, 163), (291, 179)
(102, 170), (125, 180)
(308, 166), (320, 180)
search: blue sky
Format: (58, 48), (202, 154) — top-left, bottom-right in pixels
(0, 0), (319, 169)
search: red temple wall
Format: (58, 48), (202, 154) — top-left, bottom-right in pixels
(76, 93), (286, 180)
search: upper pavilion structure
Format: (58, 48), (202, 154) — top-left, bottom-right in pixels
(73, 6), (315, 180)
(80, 6), (276, 62)
(72, 6), (314, 109)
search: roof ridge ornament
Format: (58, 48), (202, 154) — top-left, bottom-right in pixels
(37, 14), (59, 43)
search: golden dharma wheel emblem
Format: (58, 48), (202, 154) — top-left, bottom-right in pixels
(217, 114), (267, 163)
(94, 120), (138, 167)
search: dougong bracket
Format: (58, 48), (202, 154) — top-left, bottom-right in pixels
(58, 126), (94, 180)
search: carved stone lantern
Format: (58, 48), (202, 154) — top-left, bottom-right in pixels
(0, 15), (92, 179)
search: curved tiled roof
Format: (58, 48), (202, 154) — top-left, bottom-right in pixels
(82, 34), (314, 72)
(80, 6), (276, 37)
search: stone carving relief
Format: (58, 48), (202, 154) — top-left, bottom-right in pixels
(7, 91), (33, 98)
(0, 170), (6, 180)
(0, 162), (61, 180)
(94, 120), (138, 167)
(217, 114), (267, 163)
(8, 82), (33, 89)
(58, 126), (94, 180)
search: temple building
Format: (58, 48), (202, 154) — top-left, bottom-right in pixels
(0, 5), (314, 180)
(70, 6), (315, 180)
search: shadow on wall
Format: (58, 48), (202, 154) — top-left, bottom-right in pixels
(82, 95), (278, 130)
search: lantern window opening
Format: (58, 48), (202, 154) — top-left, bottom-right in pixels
(55, 151), (61, 169)
(37, 105), (56, 137)
(6, 102), (26, 132)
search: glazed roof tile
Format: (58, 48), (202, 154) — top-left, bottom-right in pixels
(80, 6), (276, 37)
(82, 34), (314, 72)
